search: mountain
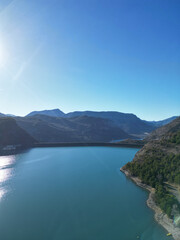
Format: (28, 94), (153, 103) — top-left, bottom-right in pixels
(15, 115), (130, 143)
(123, 117), (180, 224)
(0, 113), (5, 117)
(65, 111), (155, 137)
(0, 113), (16, 117)
(145, 116), (178, 128)
(5, 114), (16, 117)
(24, 109), (179, 137)
(0, 118), (36, 147)
(145, 116), (180, 142)
(3, 109), (178, 141)
(26, 109), (65, 117)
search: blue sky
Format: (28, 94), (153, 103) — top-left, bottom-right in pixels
(0, 0), (179, 120)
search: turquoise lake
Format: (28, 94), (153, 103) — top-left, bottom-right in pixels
(0, 147), (173, 240)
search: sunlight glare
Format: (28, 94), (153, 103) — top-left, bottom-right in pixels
(0, 156), (15, 201)
(0, 155), (15, 184)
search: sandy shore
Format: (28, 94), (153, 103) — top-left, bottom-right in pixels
(120, 167), (180, 240)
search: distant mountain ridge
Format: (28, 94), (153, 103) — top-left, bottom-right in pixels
(27, 109), (65, 117)
(0, 109), (178, 144)
(26, 109), (178, 136)
(25, 110), (157, 136)
(0, 109), (178, 129)
(0, 113), (5, 117)
(65, 111), (155, 136)
(15, 115), (130, 143)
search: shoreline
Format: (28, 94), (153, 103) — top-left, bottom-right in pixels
(120, 167), (180, 240)
(0, 142), (143, 157)
(33, 142), (144, 148)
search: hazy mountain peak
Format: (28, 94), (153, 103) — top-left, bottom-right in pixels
(0, 113), (5, 117)
(26, 109), (65, 117)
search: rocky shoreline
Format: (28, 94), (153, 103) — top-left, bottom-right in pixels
(120, 168), (180, 240)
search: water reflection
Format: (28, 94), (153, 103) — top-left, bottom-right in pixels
(0, 155), (15, 200)
(0, 155), (16, 169)
(0, 188), (7, 200)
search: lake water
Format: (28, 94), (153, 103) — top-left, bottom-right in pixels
(0, 147), (172, 240)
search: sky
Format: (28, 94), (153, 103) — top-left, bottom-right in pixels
(0, 0), (179, 120)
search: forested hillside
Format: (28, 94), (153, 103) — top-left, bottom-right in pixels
(123, 117), (180, 220)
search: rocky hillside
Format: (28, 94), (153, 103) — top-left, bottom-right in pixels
(145, 117), (180, 142)
(123, 117), (180, 221)
(131, 117), (180, 163)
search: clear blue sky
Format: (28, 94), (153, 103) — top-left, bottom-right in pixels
(0, 0), (179, 120)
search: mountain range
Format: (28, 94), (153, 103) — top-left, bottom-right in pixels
(25, 109), (178, 129)
(15, 115), (131, 143)
(0, 109), (178, 145)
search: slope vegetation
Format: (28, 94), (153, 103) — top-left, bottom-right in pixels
(123, 117), (180, 221)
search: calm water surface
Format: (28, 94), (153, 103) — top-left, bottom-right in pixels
(0, 147), (172, 240)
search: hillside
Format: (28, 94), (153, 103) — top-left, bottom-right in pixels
(123, 117), (180, 224)
(145, 116), (180, 142)
(24, 109), (156, 137)
(15, 115), (130, 143)
(145, 116), (178, 128)
(65, 111), (155, 136)
(0, 118), (36, 147)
